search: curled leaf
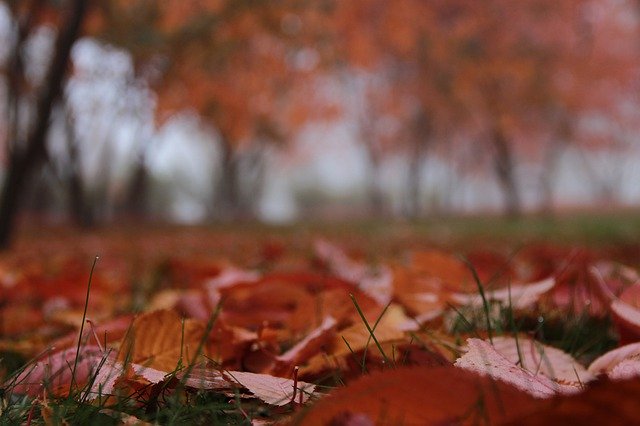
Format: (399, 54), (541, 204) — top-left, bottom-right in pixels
(588, 342), (640, 379)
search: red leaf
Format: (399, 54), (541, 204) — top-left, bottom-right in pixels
(294, 366), (541, 425)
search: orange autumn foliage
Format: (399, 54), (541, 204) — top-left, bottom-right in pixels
(295, 366), (542, 425)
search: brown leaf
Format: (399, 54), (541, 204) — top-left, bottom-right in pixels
(409, 250), (476, 293)
(294, 366), (541, 425)
(118, 309), (206, 372)
(391, 264), (444, 320)
(314, 239), (393, 305)
(508, 378), (640, 424)
(271, 316), (337, 376)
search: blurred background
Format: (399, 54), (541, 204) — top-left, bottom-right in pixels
(1, 0), (639, 248)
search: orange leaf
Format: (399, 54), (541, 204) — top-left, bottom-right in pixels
(118, 309), (206, 372)
(295, 366), (541, 425)
(512, 378), (640, 424)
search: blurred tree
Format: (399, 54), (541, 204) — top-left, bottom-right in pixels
(322, 0), (453, 216)
(93, 0), (313, 220)
(323, 0), (639, 217)
(0, 0), (88, 249)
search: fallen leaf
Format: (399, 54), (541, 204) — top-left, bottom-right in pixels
(588, 341), (640, 378)
(454, 338), (577, 398)
(449, 277), (556, 309)
(223, 370), (315, 406)
(314, 239), (393, 305)
(334, 304), (409, 358)
(489, 336), (594, 385)
(8, 345), (117, 398)
(508, 378), (640, 424)
(271, 316), (337, 376)
(608, 357), (640, 380)
(409, 250), (476, 293)
(205, 267), (261, 290)
(118, 309), (207, 372)
(294, 366), (541, 425)
(391, 264), (444, 320)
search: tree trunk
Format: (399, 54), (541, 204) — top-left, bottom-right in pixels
(405, 141), (427, 219)
(123, 161), (148, 219)
(492, 126), (521, 218)
(366, 149), (385, 217)
(404, 112), (430, 219)
(0, 0), (87, 249)
(64, 104), (94, 228)
(216, 136), (240, 220)
(538, 138), (566, 216)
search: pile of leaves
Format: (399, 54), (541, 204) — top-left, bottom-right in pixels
(2, 230), (640, 424)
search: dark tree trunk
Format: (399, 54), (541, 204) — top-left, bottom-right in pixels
(216, 136), (240, 219)
(404, 112), (430, 219)
(538, 111), (571, 216)
(366, 148), (385, 216)
(359, 118), (385, 217)
(235, 146), (266, 219)
(492, 126), (521, 218)
(64, 104), (94, 228)
(0, 0), (87, 249)
(405, 146), (423, 219)
(123, 161), (149, 219)
(538, 138), (566, 216)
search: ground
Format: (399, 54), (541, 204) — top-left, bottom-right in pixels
(2, 212), (640, 424)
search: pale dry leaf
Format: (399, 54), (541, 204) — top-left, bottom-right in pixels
(130, 364), (171, 384)
(85, 357), (125, 399)
(205, 268), (260, 290)
(449, 277), (555, 309)
(99, 409), (154, 426)
(9, 345), (113, 397)
(588, 342), (640, 376)
(314, 239), (392, 305)
(490, 336), (594, 385)
(223, 370), (315, 406)
(128, 363), (227, 389)
(611, 299), (640, 336)
(180, 365), (228, 389)
(455, 338), (562, 398)
(608, 357), (640, 380)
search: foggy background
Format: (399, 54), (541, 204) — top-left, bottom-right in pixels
(1, 0), (639, 241)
